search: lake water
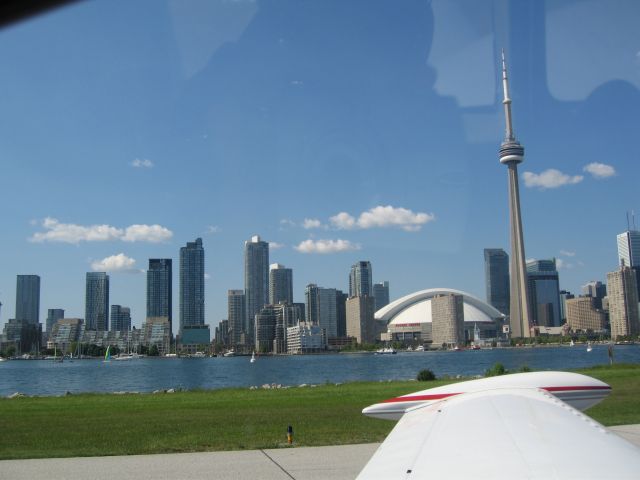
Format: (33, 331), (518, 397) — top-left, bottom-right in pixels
(1, 344), (639, 397)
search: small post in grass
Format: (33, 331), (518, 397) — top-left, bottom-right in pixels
(287, 425), (293, 445)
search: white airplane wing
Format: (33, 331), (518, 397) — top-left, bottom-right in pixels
(357, 387), (640, 479)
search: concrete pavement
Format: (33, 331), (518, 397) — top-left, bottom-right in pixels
(2, 425), (639, 480)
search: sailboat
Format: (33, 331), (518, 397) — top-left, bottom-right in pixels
(103, 345), (112, 363)
(587, 342), (593, 352)
(250, 351), (256, 363)
(569, 339), (575, 347)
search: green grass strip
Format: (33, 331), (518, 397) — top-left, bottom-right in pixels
(0, 363), (638, 460)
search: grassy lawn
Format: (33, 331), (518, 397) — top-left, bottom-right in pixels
(0, 363), (638, 460)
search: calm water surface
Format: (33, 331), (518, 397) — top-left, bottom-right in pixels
(1, 344), (639, 396)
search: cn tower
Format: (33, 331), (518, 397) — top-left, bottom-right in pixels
(499, 50), (532, 338)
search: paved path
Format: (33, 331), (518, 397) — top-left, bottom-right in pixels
(2, 426), (639, 480)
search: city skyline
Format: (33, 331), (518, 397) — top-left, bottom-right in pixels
(0, 2), (638, 331)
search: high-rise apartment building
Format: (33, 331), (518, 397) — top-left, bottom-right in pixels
(16, 275), (40, 324)
(147, 259), (172, 335)
(336, 290), (348, 337)
(484, 248), (510, 316)
(85, 272), (109, 331)
(305, 284), (338, 338)
(373, 281), (390, 311)
(110, 305), (131, 332)
(46, 308), (65, 335)
(349, 261), (373, 298)
(227, 289), (246, 346)
(431, 293), (465, 348)
(269, 263), (293, 305)
(526, 259), (561, 327)
(179, 238), (205, 334)
(244, 235), (269, 342)
(607, 265), (640, 340)
(582, 281), (607, 309)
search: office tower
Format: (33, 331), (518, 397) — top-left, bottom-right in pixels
(293, 302), (306, 323)
(85, 272), (109, 331)
(582, 281), (607, 309)
(617, 230), (640, 297)
(607, 265), (640, 340)
(499, 51), (532, 338)
(346, 296), (376, 344)
(110, 305), (131, 332)
(558, 290), (574, 324)
(227, 289), (246, 345)
(147, 259), (172, 335)
(179, 238), (205, 334)
(484, 248), (510, 316)
(46, 308), (64, 335)
(305, 284), (319, 324)
(244, 235), (269, 342)
(431, 293), (465, 348)
(373, 281), (390, 311)
(273, 303), (300, 353)
(269, 263), (293, 305)
(336, 290), (348, 337)
(565, 297), (607, 332)
(15, 275), (40, 324)
(216, 319), (230, 346)
(349, 261), (373, 297)
(526, 259), (561, 327)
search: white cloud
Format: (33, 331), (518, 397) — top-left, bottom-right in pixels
(122, 224), (173, 243)
(279, 219), (296, 229)
(329, 212), (357, 230)
(269, 242), (285, 250)
(522, 169), (583, 189)
(330, 206), (434, 232)
(29, 218), (173, 244)
(302, 218), (323, 229)
(131, 158), (154, 168)
(583, 162), (616, 179)
(91, 253), (139, 273)
(560, 250), (576, 257)
(294, 239), (361, 254)
(206, 225), (221, 234)
(555, 258), (574, 270)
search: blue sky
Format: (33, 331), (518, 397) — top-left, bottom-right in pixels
(1, 0), (639, 332)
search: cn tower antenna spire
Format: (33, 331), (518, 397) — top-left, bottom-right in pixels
(501, 49), (514, 141)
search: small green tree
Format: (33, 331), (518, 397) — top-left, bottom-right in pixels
(149, 344), (159, 356)
(485, 363), (507, 377)
(417, 369), (436, 381)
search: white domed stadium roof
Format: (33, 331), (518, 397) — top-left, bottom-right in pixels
(376, 288), (505, 326)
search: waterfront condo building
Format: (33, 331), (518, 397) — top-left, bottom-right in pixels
(607, 265), (640, 340)
(85, 272), (109, 331)
(227, 289), (246, 346)
(244, 235), (269, 343)
(46, 308), (65, 337)
(269, 263), (293, 305)
(16, 274), (40, 324)
(346, 295), (376, 344)
(484, 248), (510, 316)
(349, 261), (373, 298)
(565, 297), (607, 333)
(179, 238), (209, 348)
(147, 259), (172, 335)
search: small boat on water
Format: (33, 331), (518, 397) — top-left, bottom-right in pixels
(376, 347), (397, 355)
(103, 345), (112, 363)
(569, 340), (575, 347)
(587, 342), (593, 352)
(223, 350), (235, 357)
(192, 351), (206, 358)
(250, 351), (256, 363)
(415, 345), (425, 352)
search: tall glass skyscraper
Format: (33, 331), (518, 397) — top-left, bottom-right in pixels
(85, 272), (109, 331)
(269, 263), (293, 305)
(526, 259), (561, 327)
(617, 230), (640, 297)
(227, 289), (245, 345)
(372, 281), (390, 311)
(147, 258), (172, 334)
(46, 308), (64, 335)
(179, 238), (205, 335)
(110, 305), (131, 331)
(484, 248), (510, 316)
(244, 235), (269, 342)
(15, 274), (40, 324)
(349, 261), (373, 298)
